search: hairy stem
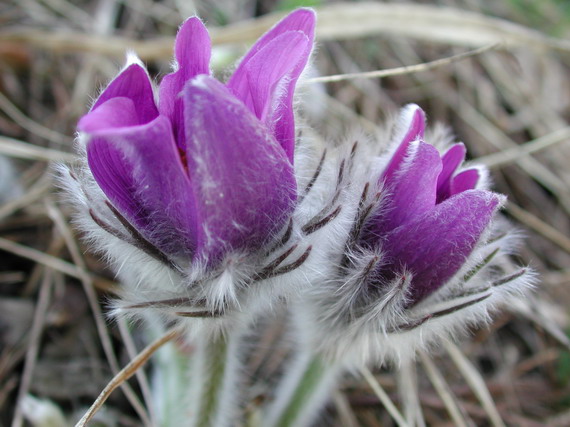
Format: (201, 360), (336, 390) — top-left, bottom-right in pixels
(197, 334), (228, 427)
(185, 327), (245, 427)
(146, 318), (190, 427)
(265, 351), (341, 427)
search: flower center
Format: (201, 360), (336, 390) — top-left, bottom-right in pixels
(178, 146), (189, 175)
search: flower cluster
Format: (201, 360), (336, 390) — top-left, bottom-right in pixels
(61, 9), (537, 427)
(62, 8), (532, 363)
(295, 105), (533, 364)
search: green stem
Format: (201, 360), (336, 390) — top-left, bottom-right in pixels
(266, 352), (340, 427)
(146, 318), (189, 427)
(195, 334), (228, 427)
(148, 314), (243, 427)
(276, 356), (327, 427)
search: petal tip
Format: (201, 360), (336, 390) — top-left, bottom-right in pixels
(170, 15), (211, 73)
(277, 8), (317, 35)
(402, 104), (426, 136)
(124, 52), (144, 68)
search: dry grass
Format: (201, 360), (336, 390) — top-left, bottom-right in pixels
(1, 0), (570, 425)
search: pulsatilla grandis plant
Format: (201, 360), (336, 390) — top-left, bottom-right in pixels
(61, 8), (534, 427)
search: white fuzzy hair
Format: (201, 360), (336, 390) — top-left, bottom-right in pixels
(57, 120), (353, 342)
(59, 91), (535, 364)
(284, 105), (536, 367)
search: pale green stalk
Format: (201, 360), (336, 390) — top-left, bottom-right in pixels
(193, 333), (229, 427)
(146, 317), (190, 427)
(187, 326), (245, 427)
(264, 350), (342, 427)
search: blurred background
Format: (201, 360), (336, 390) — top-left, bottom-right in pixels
(1, 0), (570, 425)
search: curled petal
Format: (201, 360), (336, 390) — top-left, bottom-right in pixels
(451, 168), (480, 195)
(182, 75), (297, 262)
(159, 17), (212, 148)
(382, 190), (502, 304)
(228, 8), (316, 162)
(383, 104), (426, 183)
(85, 116), (197, 255)
(374, 141), (441, 234)
(436, 142), (466, 202)
(232, 8), (315, 72)
(228, 31), (309, 122)
(92, 63), (158, 125)
(79, 97), (140, 133)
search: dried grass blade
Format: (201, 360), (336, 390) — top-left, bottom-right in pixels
(398, 361), (426, 427)
(117, 318), (156, 426)
(419, 352), (473, 427)
(506, 203), (570, 254)
(45, 199), (151, 424)
(360, 367), (409, 427)
(0, 93), (71, 145)
(313, 3), (570, 51)
(478, 127), (570, 169)
(0, 136), (75, 163)
(0, 175), (51, 222)
(308, 44), (499, 84)
(75, 327), (180, 427)
(11, 269), (53, 427)
(4, 4), (570, 61)
(443, 341), (506, 427)
(0, 236), (84, 279)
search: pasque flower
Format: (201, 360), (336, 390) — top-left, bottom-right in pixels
(292, 104), (533, 365)
(263, 105), (533, 427)
(363, 105), (500, 304)
(60, 10), (318, 328)
(77, 9), (315, 265)
(62, 8), (535, 425)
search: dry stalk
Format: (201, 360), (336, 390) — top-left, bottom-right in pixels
(75, 327), (181, 427)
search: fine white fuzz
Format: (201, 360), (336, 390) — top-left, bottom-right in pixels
(285, 114), (536, 367)
(58, 126), (355, 341)
(185, 328), (245, 427)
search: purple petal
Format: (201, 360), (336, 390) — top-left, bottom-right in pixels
(182, 75), (297, 262)
(79, 97), (140, 133)
(227, 31), (309, 121)
(382, 190), (501, 304)
(87, 131), (140, 225)
(92, 63), (158, 124)
(86, 116), (197, 255)
(159, 17), (211, 149)
(383, 105), (426, 184)
(451, 168), (480, 195)
(374, 141), (442, 234)
(232, 8), (315, 71)
(436, 143), (466, 203)
(228, 8), (315, 162)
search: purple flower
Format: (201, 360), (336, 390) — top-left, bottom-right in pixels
(365, 105), (501, 304)
(77, 9), (315, 263)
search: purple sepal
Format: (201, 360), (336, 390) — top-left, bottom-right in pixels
(79, 10), (314, 264)
(227, 31), (309, 124)
(86, 116), (198, 256)
(451, 168), (480, 195)
(381, 190), (501, 304)
(228, 8), (315, 162)
(182, 76), (297, 262)
(91, 63), (158, 125)
(159, 17), (211, 149)
(79, 97), (140, 133)
(436, 143), (466, 200)
(375, 141), (442, 234)
(383, 105), (426, 184)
